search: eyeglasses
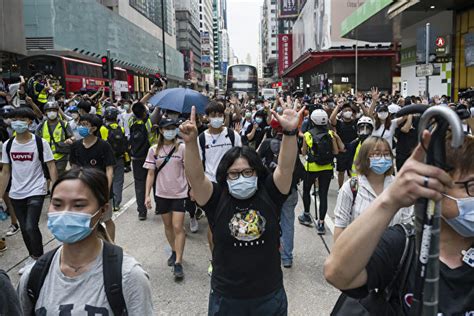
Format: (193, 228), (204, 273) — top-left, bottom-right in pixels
(370, 154), (391, 160)
(454, 180), (474, 197)
(227, 168), (255, 180)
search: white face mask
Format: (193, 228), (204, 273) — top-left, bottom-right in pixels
(209, 117), (224, 129)
(378, 112), (389, 120)
(342, 111), (353, 120)
(47, 111), (58, 120)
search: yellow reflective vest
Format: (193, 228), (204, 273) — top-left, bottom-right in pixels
(351, 142), (362, 177)
(303, 130), (335, 172)
(41, 121), (69, 161)
(34, 82), (48, 104)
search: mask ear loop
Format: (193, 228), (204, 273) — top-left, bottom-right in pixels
(90, 207), (105, 230)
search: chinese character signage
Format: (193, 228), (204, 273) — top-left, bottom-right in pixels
(279, 0), (299, 18)
(278, 34), (293, 76)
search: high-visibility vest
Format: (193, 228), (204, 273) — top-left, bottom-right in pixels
(34, 82), (48, 104)
(128, 117), (156, 145)
(303, 130), (335, 172)
(351, 142), (362, 177)
(41, 121), (68, 160)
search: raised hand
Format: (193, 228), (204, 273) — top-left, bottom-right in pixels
(271, 106), (305, 132)
(179, 106), (198, 143)
(371, 87), (379, 101)
(234, 121), (242, 134)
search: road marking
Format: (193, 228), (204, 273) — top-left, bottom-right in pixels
(112, 197), (136, 221)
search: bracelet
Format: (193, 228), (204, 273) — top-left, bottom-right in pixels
(282, 129), (298, 136)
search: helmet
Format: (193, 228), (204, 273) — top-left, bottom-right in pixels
(357, 116), (374, 128)
(44, 101), (59, 111)
(104, 107), (119, 120)
(310, 109), (328, 126)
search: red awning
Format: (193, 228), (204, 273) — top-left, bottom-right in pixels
(282, 50), (397, 78)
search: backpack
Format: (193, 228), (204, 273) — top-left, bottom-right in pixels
(26, 77), (36, 99)
(198, 128), (235, 168)
(26, 241), (127, 316)
(129, 119), (150, 159)
(331, 223), (415, 316)
(106, 125), (127, 157)
(6, 135), (49, 179)
(306, 128), (334, 165)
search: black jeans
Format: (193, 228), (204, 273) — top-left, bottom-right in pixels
(132, 158), (147, 214)
(208, 287), (287, 316)
(11, 195), (45, 258)
(302, 170), (333, 221)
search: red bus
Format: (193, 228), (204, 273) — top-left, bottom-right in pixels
(18, 54), (129, 97)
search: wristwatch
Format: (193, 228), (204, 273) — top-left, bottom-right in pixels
(282, 129), (298, 136)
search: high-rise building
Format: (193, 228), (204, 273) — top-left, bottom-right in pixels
(175, 0), (202, 84)
(199, 0), (214, 87)
(260, 0), (278, 82)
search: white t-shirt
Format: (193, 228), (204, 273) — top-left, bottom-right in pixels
(334, 175), (413, 229)
(371, 118), (400, 148)
(119, 112), (134, 139)
(1, 136), (54, 199)
(199, 127), (242, 182)
(18, 243), (154, 315)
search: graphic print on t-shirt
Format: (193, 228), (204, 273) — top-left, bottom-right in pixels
(228, 208), (266, 243)
(11, 151), (34, 161)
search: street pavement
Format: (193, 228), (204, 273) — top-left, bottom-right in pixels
(0, 171), (343, 315)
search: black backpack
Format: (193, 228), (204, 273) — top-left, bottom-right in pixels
(25, 77), (36, 99)
(6, 135), (49, 179)
(26, 241), (127, 316)
(198, 128), (235, 168)
(306, 128), (334, 165)
(106, 125), (127, 157)
(331, 223), (415, 316)
(129, 119), (150, 159)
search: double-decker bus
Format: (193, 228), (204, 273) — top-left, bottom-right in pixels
(18, 55), (129, 97)
(226, 64), (258, 98)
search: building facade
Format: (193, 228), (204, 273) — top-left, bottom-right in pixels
(22, 0), (184, 83)
(175, 0), (202, 84)
(199, 0), (214, 88)
(0, 0), (26, 78)
(260, 0), (279, 84)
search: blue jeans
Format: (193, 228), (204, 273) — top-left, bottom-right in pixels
(280, 188), (298, 264)
(208, 287), (288, 316)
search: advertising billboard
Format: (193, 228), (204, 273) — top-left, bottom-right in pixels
(278, 34), (293, 76)
(279, 0), (299, 18)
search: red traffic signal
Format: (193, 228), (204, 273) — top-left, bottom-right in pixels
(101, 56), (108, 64)
(101, 56), (109, 78)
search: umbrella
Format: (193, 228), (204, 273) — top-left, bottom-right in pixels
(148, 88), (209, 114)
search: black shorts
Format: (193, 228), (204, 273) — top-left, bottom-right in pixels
(336, 151), (352, 172)
(154, 197), (187, 214)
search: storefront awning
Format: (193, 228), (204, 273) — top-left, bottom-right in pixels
(282, 50), (397, 78)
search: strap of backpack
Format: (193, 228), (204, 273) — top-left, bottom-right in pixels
(34, 135), (48, 177)
(381, 125), (387, 138)
(102, 241), (127, 316)
(349, 177), (359, 210)
(383, 223), (415, 301)
(6, 137), (14, 164)
(27, 247), (60, 312)
(226, 128), (235, 147)
(155, 146), (177, 174)
(198, 132), (206, 169)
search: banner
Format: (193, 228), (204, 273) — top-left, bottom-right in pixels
(278, 34), (293, 76)
(279, 0), (299, 18)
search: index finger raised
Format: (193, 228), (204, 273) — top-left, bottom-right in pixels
(190, 105), (196, 124)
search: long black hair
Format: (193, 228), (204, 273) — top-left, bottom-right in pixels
(215, 146), (269, 187)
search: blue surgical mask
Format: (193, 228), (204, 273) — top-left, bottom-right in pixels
(255, 117), (263, 124)
(209, 117), (224, 129)
(78, 126), (90, 137)
(11, 120), (29, 134)
(276, 107), (283, 114)
(227, 176), (258, 200)
(163, 129), (177, 140)
(47, 210), (101, 244)
(443, 194), (474, 237)
(369, 157), (392, 175)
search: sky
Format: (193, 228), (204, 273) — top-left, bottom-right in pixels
(227, 0), (261, 66)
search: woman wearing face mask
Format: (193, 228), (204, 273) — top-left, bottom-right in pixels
(333, 136), (413, 241)
(143, 118), (188, 280)
(325, 132), (474, 315)
(181, 106), (303, 315)
(17, 168), (154, 315)
(372, 104), (403, 148)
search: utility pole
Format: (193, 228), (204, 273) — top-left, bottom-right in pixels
(355, 40), (358, 93)
(107, 49), (114, 104)
(161, 0), (167, 77)
(425, 23), (430, 99)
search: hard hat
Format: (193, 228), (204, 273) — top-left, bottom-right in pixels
(310, 109), (328, 126)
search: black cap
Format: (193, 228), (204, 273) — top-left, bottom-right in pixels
(376, 104), (389, 113)
(159, 118), (178, 128)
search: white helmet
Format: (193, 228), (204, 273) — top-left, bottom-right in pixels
(357, 116), (374, 128)
(310, 109), (328, 126)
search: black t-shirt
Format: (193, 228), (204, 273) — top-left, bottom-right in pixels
(335, 119), (358, 144)
(202, 175), (288, 299)
(69, 138), (116, 172)
(395, 117), (420, 159)
(344, 226), (474, 315)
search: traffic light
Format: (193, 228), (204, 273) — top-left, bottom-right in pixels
(101, 56), (109, 78)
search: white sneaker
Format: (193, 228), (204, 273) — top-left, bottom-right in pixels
(6, 224), (20, 237)
(18, 257), (36, 275)
(190, 217), (199, 233)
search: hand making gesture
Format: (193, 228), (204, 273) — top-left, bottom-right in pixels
(271, 106), (305, 132)
(179, 106), (199, 143)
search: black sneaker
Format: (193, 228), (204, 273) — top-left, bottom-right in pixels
(138, 212), (147, 221)
(317, 222), (326, 235)
(167, 251), (176, 266)
(124, 166), (131, 173)
(173, 263), (184, 280)
(298, 213), (312, 227)
(282, 260), (293, 268)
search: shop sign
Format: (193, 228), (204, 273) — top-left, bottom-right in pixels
(278, 34), (293, 76)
